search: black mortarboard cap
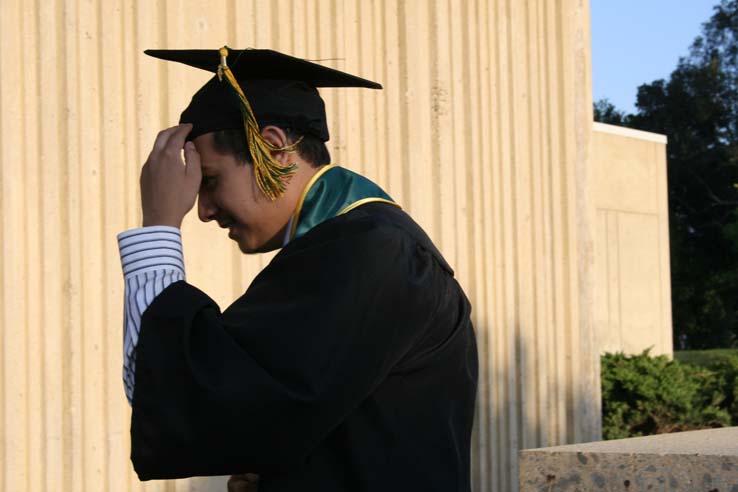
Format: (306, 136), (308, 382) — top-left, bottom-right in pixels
(144, 48), (382, 142)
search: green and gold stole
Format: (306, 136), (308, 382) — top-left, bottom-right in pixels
(289, 165), (400, 242)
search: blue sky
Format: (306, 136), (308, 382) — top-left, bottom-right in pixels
(591, 1), (718, 114)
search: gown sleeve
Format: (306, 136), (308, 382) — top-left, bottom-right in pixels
(130, 218), (448, 479)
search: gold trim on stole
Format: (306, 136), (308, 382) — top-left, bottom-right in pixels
(289, 164), (338, 240)
(338, 198), (401, 216)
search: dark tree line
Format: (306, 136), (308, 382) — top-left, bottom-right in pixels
(595, 0), (738, 349)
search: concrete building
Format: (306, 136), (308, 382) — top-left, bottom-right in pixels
(592, 123), (672, 356)
(0, 1), (669, 491)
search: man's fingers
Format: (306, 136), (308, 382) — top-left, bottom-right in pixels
(228, 474), (259, 492)
(151, 124), (189, 153)
(165, 123), (194, 154)
(184, 141), (202, 187)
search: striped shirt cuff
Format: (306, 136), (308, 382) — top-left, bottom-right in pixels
(118, 226), (185, 277)
(118, 225), (186, 405)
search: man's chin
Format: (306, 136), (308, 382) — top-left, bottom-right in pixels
(231, 226), (286, 254)
(236, 238), (279, 255)
(236, 239), (259, 255)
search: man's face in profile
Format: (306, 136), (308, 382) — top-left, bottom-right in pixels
(193, 132), (291, 254)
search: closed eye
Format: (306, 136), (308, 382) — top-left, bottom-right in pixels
(201, 175), (217, 190)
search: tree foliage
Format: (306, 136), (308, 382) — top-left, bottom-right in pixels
(595, 1), (738, 348)
(593, 99), (628, 126)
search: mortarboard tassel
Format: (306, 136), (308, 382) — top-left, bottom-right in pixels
(217, 46), (303, 200)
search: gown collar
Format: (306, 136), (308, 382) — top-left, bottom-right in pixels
(287, 165), (399, 243)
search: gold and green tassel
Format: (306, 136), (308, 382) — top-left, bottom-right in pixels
(217, 46), (302, 200)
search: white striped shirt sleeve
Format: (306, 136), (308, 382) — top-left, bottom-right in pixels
(118, 226), (186, 405)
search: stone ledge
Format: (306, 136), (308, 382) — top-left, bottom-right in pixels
(519, 427), (738, 492)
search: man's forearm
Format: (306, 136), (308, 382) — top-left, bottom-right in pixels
(118, 226), (186, 404)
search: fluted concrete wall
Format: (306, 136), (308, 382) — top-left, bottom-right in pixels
(0, 1), (598, 491)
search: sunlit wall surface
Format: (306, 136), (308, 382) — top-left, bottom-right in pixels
(592, 123), (673, 357)
(0, 1), (598, 491)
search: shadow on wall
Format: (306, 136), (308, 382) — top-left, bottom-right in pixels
(473, 329), (548, 492)
(476, 328), (600, 492)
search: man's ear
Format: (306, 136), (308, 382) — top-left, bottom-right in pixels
(260, 126), (291, 164)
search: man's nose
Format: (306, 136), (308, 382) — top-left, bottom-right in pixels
(198, 193), (217, 222)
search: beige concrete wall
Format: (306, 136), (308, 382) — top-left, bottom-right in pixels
(592, 123), (673, 356)
(0, 1), (598, 491)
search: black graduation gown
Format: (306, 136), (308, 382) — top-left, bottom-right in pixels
(130, 203), (478, 491)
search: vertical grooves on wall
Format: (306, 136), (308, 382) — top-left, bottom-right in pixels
(59, 2), (73, 489)
(470, 0), (486, 364)
(128, 0), (140, 229)
(428, 0), (441, 246)
(494, 0), (504, 482)
(370, 0), (385, 186)
(0, 5), (22, 491)
(515, 0), (530, 456)
(114, 3), (128, 490)
(577, 0), (599, 443)
(377, 0), (388, 187)
(31, 1), (47, 490)
(107, 0), (124, 482)
(480, 0), (494, 480)
(80, 0), (98, 487)
(123, 2), (136, 486)
(529, 0), (544, 447)
(565, 0), (582, 442)
(506, 0), (522, 488)
(524, 0), (542, 447)
(555, 0), (569, 444)
(489, 0), (504, 488)
(157, 1), (169, 126)
(41, 0), (66, 486)
(556, 0), (577, 443)
(97, 0), (112, 486)
(538, 0), (553, 447)
(69, 0), (83, 487)
(227, 0), (236, 45)
(530, 0), (541, 447)
(20, 1), (32, 489)
(357, 0), (368, 177)
(0, 1), (6, 486)
(396, 1), (410, 205)
(472, 0), (484, 487)
(543, 2), (565, 442)
(268, 0), (278, 48)
(548, 0), (565, 445)
(474, 0), (490, 486)
(541, 0), (556, 445)
(332, 0), (344, 166)
(459, 0), (473, 290)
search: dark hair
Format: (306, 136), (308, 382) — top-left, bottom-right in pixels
(211, 127), (331, 167)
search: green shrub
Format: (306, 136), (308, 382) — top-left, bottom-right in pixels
(707, 354), (738, 422)
(601, 350), (735, 440)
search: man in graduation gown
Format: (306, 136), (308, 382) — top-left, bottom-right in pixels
(117, 47), (478, 492)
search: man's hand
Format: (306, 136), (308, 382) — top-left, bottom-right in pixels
(227, 474), (259, 492)
(140, 123), (202, 228)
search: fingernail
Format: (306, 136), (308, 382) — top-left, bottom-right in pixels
(185, 142), (195, 151)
